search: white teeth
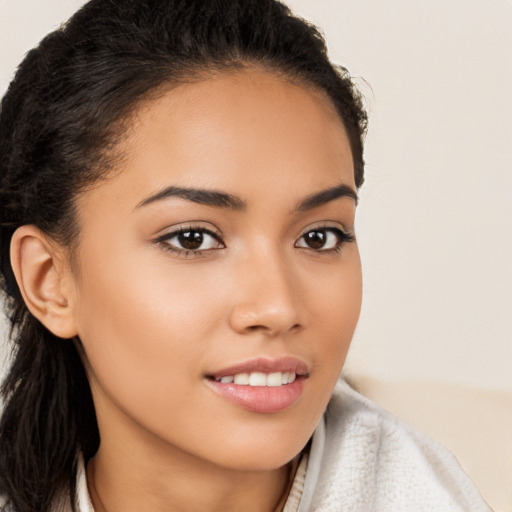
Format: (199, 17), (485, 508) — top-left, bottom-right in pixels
(234, 373), (250, 385)
(217, 371), (297, 387)
(249, 372), (267, 386)
(266, 372), (283, 387)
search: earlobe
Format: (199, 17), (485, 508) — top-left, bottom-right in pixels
(10, 225), (78, 339)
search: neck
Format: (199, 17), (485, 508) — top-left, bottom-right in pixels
(86, 425), (295, 512)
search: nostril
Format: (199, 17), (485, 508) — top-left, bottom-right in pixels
(245, 322), (302, 336)
(229, 300), (302, 337)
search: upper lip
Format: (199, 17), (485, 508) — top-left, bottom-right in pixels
(207, 357), (310, 379)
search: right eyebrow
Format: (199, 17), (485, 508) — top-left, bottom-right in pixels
(136, 186), (247, 211)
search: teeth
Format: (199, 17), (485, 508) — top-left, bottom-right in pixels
(249, 372), (267, 386)
(266, 372), (283, 387)
(234, 373), (250, 385)
(217, 371), (297, 387)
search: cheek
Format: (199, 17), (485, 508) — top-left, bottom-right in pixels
(308, 248), (362, 338)
(307, 249), (362, 386)
(73, 251), (225, 412)
(77, 246), (222, 341)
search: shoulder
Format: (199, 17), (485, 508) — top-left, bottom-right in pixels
(301, 379), (492, 512)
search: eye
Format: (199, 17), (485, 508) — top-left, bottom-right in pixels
(295, 227), (354, 252)
(156, 227), (224, 255)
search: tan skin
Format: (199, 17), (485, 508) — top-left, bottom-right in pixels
(11, 68), (362, 511)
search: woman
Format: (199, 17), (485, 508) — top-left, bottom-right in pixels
(0, 1), (491, 511)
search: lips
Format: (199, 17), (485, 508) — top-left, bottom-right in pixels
(205, 357), (309, 414)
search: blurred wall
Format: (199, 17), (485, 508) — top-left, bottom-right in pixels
(1, 0), (511, 394)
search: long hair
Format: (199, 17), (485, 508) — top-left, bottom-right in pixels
(0, 1), (367, 510)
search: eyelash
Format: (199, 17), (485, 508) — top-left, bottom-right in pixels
(155, 225), (355, 258)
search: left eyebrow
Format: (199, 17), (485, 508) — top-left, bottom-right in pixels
(295, 184), (358, 212)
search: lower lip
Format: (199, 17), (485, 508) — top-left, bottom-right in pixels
(205, 377), (306, 414)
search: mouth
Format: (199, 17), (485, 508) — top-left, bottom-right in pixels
(205, 357), (309, 414)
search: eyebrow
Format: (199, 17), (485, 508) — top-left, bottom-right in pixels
(295, 184), (358, 212)
(136, 186), (246, 210)
(136, 182), (358, 212)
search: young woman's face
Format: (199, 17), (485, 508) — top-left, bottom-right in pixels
(70, 68), (362, 470)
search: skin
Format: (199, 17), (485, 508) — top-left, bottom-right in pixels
(18, 68), (363, 511)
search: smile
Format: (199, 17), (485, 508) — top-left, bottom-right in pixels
(205, 357), (308, 413)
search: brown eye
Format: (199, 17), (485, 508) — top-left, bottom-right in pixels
(157, 227), (224, 254)
(295, 227), (352, 251)
(178, 231), (204, 250)
(303, 230), (328, 249)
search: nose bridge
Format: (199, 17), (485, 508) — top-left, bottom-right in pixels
(229, 242), (301, 336)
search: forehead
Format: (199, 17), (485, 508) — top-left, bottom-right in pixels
(80, 68), (355, 214)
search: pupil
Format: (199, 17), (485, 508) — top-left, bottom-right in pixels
(306, 230), (326, 249)
(178, 231), (203, 250)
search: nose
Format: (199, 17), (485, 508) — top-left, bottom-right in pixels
(228, 251), (303, 337)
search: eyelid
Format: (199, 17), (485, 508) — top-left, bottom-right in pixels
(297, 221), (353, 239)
(153, 222), (223, 241)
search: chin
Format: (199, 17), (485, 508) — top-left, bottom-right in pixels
(204, 426), (312, 472)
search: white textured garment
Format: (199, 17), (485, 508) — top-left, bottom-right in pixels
(294, 379), (492, 511)
(1, 379), (490, 511)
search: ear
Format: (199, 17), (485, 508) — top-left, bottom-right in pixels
(10, 225), (78, 339)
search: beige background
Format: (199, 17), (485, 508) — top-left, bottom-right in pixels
(1, 1), (511, 510)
